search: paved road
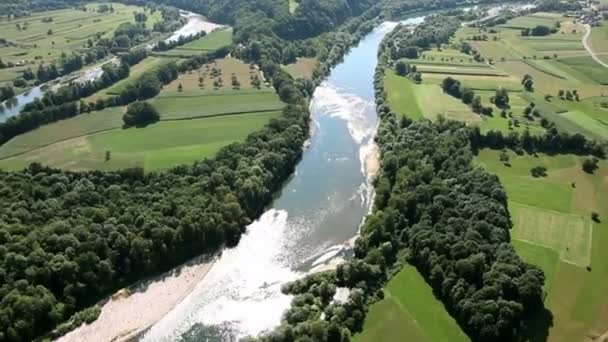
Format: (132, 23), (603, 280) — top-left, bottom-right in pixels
(583, 24), (608, 69)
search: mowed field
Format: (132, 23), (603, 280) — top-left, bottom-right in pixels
(155, 28), (233, 57)
(0, 56), (285, 171)
(384, 70), (480, 123)
(103, 56), (178, 96)
(355, 265), (470, 342)
(475, 149), (608, 341)
(0, 3), (162, 87)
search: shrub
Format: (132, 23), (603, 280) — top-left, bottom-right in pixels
(530, 166), (547, 177)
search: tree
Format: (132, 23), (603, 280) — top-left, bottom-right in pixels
(177, 83), (183, 92)
(123, 101), (160, 127)
(522, 74), (534, 91)
(134, 12), (148, 23)
(558, 89), (564, 98)
(591, 212), (600, 223)
(471, 96), (483, 113)
(47, 29), (53, 35)
(395, 60), (409, 76)
(105, 150), (111, 162)
(565, 90), (573, 101)
(530, 166), (548, 177)
(582, 157), (599, 174)
(494, 87), (509, 108)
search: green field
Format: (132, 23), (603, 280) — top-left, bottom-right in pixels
(104, 56), (178, 95)
(557, 56), (608, 85)
(384, 70), (479, 122)
(0, 111), (281, 171)
(475, 149), (608, 341)
(384, 70), (423, 119)
(0, 3), (162, 87)
(156, 28), (233, 57)
(355, 265), (470, 342)
(151, 90), (284, 120)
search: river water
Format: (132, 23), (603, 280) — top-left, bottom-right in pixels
(139, 19), (425, 342)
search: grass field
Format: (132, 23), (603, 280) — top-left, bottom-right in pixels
(384, 70), (479, 122)
(0, 111), (281, 171)
(355, 265), (470, 342)
(156, 28), (233, 57)
(590, 23), (608, 64)
(151, 90), (284, 120)
(475, 149), (608, 341)
(283, 57), (317, 79)
(0, 3), (161, 87)
(557, 56), (608, 85)
(384, 70), (423, 119)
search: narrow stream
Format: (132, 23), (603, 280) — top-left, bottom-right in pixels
(139, 20), (418, 342)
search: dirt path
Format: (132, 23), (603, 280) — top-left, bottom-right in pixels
(583, 24), (608, 69)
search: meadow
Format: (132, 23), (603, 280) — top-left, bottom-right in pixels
(475, 149), (608, 342)
(0, 3), (162, 87)
(0, 111), (281, 171)
(355, 265), (470, 342)
(155, 28), (233, 57)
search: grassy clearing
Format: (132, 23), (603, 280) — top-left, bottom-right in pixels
(511, 201), (592, 267)
(0, 111), (281, 171)
(355, 265), (470, 342)
(283, 57), (317, 79)
(475, 149), (608, 341)
(105, 56), (178, 95)
(416, 65), (508, 76)
(412, 83), (480, 123)
(156, 28), (233, 57)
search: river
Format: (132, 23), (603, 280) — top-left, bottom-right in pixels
(139, 17), (424, 342)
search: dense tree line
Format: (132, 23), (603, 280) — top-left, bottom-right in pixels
(0, 86), (15, 102)
(470, 127), (606, 158)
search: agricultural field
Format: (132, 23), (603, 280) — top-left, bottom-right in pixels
(0, 3), (162, 87)
(162, 57), (271, 92)
(384, 70), (480, 123)
(355, 265), (470, 342)
(387, 13), (608, 139)
(475, 149), (608, 342)
(589, 23), (608, 64)
(0, 110), (281, 171)
(155, 28), (233, 57)
(0, 55), (284, 172)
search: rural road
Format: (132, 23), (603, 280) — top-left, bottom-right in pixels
(583, 24), (608, 69)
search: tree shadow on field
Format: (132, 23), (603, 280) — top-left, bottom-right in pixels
(523, 307), (554, 342)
